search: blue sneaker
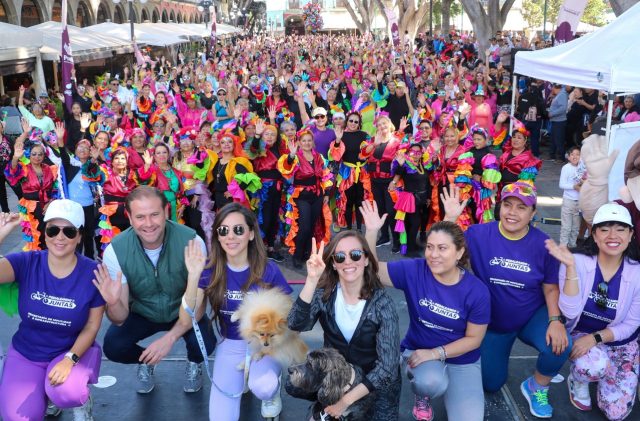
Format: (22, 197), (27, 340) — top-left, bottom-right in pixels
(520, 377), (553, 418)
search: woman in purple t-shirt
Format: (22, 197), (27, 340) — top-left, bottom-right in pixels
(0, 199), (105, 421)
(362, 201), (490, 421)
(546, 203), (640, 420)
(179, 203), (292, 421)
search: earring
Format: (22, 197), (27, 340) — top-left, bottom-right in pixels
(332, 266), (337, 270)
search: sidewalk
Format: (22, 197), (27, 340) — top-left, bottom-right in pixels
(0, 146), (626, 420)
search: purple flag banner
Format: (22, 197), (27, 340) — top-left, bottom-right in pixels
(61, 0), (74, 113)
(209, 7), (217, 58)
(385, 8), (400, 49)
(554, 0), (589, 44)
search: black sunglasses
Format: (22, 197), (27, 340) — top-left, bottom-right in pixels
(332, 249), (366, 264)
(314, 115), (327, 120)
(45, 225), (79, 239)
(347, 119), (360, 124)
(595, 282), (609, 309)
(216, 224), (247, 237)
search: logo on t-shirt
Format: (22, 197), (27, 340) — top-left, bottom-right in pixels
(588, 291), (618, 310)
(225, 290), (244, 301)
(419, 298), (460, 320)
(30, 291), (77, 309)
(490, 257), (531, 272)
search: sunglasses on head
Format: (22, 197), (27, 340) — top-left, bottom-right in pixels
(314, 115), (327, 120)
(45, 225), (79, 239)
(595, 282), (609, 310)
(216, 224), (247, 237)
(332, 249), (366, 264)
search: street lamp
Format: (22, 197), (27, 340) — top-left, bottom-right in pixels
(197, 0), (214, 29)
(113, 0), (147, 41)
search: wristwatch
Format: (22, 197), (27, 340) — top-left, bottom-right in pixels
(593, 332), (603, 344)
(65, 352), (80, 365)
(548, 315), (566, 325)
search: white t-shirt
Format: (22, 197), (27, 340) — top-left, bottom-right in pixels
(102, 234), (207, 284)
(334, 285), (366, 343)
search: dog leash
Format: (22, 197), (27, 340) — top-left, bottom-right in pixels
(182, 297), (249, 399)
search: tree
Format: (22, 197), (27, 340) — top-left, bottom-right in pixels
(582, 0), (608, 26)
(458, 0), (517, 62)
(344, 0), (378, 34)
(521, 0), (544, 28)
(609, 0), (639, 16)
(372, 0), (430, 41)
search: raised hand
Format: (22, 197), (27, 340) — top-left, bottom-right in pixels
(267, 105), (277, 121)
(20, 117), (31, 134)
(288, 137), (298, 156)
(359, 200), (387, 232)
(306, 238), (326, 284)
(398, 116), (408, 133)
(0, 212), (20, 244)
(395, 150), (405, 166)
(496, 111), (509, 124)
(334, 126), (343, 142)
(440, 184), (468, 222)
(54, 121), (66, 142)
(544, 239), (576, 268)
(18, 85), (25, 96)
(13, 141), (24, 160)
(184, 239), (206, 276)
(142, 150), (153, 168)
(458, 103), (471, 119)
(86, 86), (96, 98)
(255, 119), (265, 136)
(92, 264), (123, 307)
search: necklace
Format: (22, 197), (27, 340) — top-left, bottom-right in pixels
(498, 221), (529, 241)
(216, 162), (227, 183)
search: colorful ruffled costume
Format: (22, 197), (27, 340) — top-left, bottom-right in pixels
(138, 165), (188, 221)
(209, 154), (262, 210)
(277, 150), (333, 257)
(5, 161), (59, 251)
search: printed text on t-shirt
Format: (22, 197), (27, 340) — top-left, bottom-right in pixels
(489, 257), (531, 272)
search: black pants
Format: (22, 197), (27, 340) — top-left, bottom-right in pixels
(0, 171), (9, 212)
(405, 210), (421, 253)
(371, 178), (399, 246)
(184, 194), (206, 242)
(344, 181), (364, 230)
(294, 192), (323, 261)
(103, 312), (216, 364)
(81, 205), (96, 259)
(262, 182), (282, 248)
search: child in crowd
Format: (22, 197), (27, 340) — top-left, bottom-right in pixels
(558, 147), (584, 248)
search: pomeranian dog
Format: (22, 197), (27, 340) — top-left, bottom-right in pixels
(231, 288), (308, 368)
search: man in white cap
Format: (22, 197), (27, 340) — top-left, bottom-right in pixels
(297, 104), (337, 158)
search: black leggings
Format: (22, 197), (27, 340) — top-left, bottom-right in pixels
(81, 205), (96, 259)
(184, 194), (205, 242)
(371, 178), (399, 245)
(405, 209), (421, 253)
(344, 181), (364, 230)
(294, 192), (323, 261)
(262, 183), (282, 248)
(0, 171), (9, 212)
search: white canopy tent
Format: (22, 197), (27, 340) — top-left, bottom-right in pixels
(32, 21), (136, 62)
(514, 3), (640, 139)
(0, 23), (46, 94)
(83, 22), (180, 48)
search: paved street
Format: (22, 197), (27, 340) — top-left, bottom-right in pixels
(0, 139), (628, 420)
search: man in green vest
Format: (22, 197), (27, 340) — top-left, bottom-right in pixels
(95, 186), (216, 394)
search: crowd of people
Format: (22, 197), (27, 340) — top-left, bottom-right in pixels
(0, 30), (638, 421)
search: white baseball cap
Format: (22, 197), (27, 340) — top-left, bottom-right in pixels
(592, 203), (633, 227)
(311, 107), (327, 117)
(44, 199), (85, 229)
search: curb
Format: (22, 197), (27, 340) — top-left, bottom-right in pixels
(501, 385), (526, 421)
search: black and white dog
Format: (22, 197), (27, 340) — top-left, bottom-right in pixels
(285, 348), (374, 421)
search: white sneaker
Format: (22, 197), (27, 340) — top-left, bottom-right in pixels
(136, 363), (155, 394)
(46, 399), (62, 417)
(567, 373), (592, 411)
(261, 376), (282, 419)
(183, 361), (203, 393)
(72, 394), (93, 421)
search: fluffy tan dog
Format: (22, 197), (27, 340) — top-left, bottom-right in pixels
(579, 133), (619, 225)
(231, 288), (308, 368)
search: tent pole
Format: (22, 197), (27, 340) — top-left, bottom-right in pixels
(0, 76), (4, 96)
(33, 54), (47, 96)
(53, 61), (60, 92)
(510, 75), (518, 135)
(605, 94), (614, 147)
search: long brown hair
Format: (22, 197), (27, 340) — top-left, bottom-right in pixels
(317, 230), (383, 302)
(204, 203), (268, 333)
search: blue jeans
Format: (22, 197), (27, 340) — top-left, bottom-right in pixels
(549, 120), (567, 160)
(480, 305), (572, 393)
(525, 120), (543, 157)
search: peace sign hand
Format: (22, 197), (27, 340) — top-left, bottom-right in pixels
(306, 239), (326, 285)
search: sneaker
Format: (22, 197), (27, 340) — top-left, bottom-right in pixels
(567, 373), (591, 411)
(136, 363), (155, 394)
(46, 400), (62, 417)
(412, 395), (433, 420)
(267, 250), (285, 263)
(391, 244), (400, 254)
(520, 377), (553, 418)
(72, 394), (93, 421)
(183, 361), (203, 393)
(261, 376), (282, 419)
(376, 237), (391, 247)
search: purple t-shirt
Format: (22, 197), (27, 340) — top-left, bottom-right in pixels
(388, 258), (490, 364)
(198, 260), (292, 340)
(6, 251), (104, 362)
(465, 222), (559, 333)
(311, 126), (336, 157)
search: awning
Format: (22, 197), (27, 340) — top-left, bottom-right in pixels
(31, 21), (136, 62)
(84, 22), (184, 48)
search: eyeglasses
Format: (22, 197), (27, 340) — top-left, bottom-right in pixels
(216, 224), (247, 237)
(347, 119), (360, 124)
(595, 282), (609, 309)
(332, 249), (366, 264)
(314, 115), (327, 120)
(217, 92), (227, 96)
(45, 225), (79, 239)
